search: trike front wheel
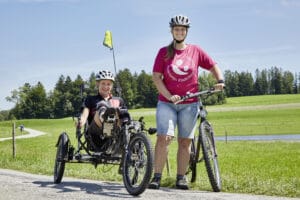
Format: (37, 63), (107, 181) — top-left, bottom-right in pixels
(123, 133), (153, 196)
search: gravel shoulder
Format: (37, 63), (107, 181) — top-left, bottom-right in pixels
(0, 169), (297, 200)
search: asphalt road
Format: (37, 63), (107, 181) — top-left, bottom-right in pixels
(0, 169), (298, 200)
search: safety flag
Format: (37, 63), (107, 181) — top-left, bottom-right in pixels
(103, 30), (113, 50)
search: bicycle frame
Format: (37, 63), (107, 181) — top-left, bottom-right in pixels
(197, 101), (218, 157)
(180, 88), (222, 192)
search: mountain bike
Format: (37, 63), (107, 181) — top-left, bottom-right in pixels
(54, 108), (156, 196)
(176, 88), (222, 192)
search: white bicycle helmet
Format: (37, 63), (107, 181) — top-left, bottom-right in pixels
(169, 14), (190, 28)
(96, 70), (115, 82)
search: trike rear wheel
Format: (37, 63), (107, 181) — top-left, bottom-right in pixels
(54, 132), (69, 184)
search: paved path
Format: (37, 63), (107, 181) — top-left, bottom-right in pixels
(1, 128), (299, 142)
(0, 128), (46, 141)
(216, 134), (300, 141)
(0, 169), (298, 200)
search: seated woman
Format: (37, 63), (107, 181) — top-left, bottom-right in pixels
(77, 70), (127, 151)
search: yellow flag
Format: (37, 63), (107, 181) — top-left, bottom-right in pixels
(103, 30), (113, 49)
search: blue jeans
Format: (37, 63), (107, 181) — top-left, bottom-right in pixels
(156, 101), (199, 139)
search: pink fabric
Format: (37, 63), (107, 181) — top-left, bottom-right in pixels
(109, 99), (120, 108)
(153, 44), (216, 103)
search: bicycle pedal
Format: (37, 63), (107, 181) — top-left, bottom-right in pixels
(92, 152), (102, 156)
(74, 153), (82, 160)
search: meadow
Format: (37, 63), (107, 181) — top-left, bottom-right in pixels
(0, 122), (27, 138)
(0, 94), (299, 197)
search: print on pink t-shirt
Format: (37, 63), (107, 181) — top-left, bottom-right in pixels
(153, 44), (216, 103)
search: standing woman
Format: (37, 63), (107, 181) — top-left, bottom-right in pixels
(149, 15), (225, 190)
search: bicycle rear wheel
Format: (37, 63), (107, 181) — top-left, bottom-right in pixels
(189, 140), (197, 182)
(189, 129), (201, 183)
(200, 120), (222, 192)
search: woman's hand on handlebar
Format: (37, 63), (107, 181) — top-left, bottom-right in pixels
(169, 94), (181, 103)
(214, 83), (225, 91)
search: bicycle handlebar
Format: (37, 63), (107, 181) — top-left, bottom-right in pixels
(174, 88), (223, 104)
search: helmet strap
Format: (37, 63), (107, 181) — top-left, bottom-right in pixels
(174, 39), (184, 43)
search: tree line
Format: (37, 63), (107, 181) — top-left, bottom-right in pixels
(1, 66), (299, 121)
(225, 67), (298, 96)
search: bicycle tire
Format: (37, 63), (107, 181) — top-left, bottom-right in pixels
(190, 127), (202, 183)
(200, 120), (222, 192)
(54, 132), (69, 184)
(123, 133), (153, 196)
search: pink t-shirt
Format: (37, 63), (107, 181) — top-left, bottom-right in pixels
(153, 44), (216, 103)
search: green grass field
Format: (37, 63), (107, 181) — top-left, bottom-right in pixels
(0, 94), (299, 197)
(0, 122), (27, 137)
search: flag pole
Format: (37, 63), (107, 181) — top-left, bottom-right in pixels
(111, 47), (122, 96)
(112, 46), (117, 81)
(103, 30), (122, 96)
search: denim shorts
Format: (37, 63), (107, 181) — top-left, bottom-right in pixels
(156, 101), (199, 139)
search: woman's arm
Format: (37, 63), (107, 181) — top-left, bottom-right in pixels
(79, 107), (89, 128)
(152, 72), (172, 100)
(210, 64), (224, 81)
(210, 64), (225, 89)
(152, 72), (181, 102)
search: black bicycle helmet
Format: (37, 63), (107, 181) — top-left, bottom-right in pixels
(169, 14), (191, 28)
(96, 70), (115, 82)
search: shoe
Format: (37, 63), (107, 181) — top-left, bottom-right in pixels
(148, 176), (161, 189)
(176, 176), (189, 190)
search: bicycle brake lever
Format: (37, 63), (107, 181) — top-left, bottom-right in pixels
(174, 93), (189, 105)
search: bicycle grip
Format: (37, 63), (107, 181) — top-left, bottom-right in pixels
(148, 128), (157, 135)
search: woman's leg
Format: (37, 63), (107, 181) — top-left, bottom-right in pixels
(154, 135), (173, 174)
(177, 138), (192, 176)
(176, 102), (199, 189)
(149, 101), (176, 189)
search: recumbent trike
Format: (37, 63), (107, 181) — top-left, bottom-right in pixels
(53, 106), (156, 196)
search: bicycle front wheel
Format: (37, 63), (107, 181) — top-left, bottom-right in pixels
(200, 120), (222, 192)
